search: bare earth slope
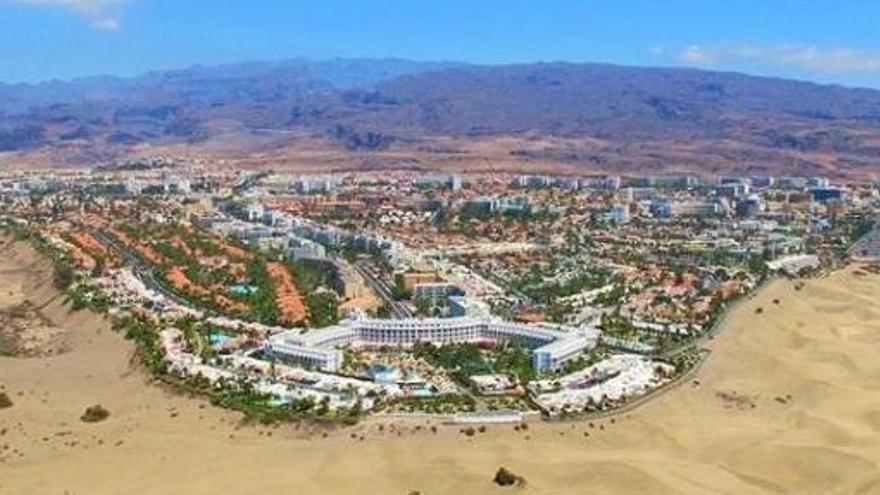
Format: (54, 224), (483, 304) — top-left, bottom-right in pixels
(1, 237), (879, 494)
(4, 61), (880, 178)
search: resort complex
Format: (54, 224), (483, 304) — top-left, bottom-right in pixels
(266, 315), (600, 372)
(1, 164), (877, 422)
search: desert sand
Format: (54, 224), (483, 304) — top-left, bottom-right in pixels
(1, 235), (879, 495)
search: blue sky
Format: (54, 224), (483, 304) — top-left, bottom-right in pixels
(2, 0), (880, 87)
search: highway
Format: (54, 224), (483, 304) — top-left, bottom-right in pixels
(94, 230), (196, 309)
(353, 260), (413, 319)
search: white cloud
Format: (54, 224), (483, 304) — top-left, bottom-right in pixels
(90, 15), (119, 31)
(676, 44), (880, 74)
(10, 0), (129, 31)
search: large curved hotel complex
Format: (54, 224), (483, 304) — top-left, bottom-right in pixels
(267, 316), (600, 372)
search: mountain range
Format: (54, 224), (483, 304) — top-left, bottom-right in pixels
(2, 58), (879, 178)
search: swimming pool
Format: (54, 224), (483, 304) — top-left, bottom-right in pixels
(228, 284), (258, 296)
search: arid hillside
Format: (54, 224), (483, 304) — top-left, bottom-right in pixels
(2, 60), (880, 178)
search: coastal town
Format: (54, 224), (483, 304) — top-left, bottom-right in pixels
(2, 160), (878, 424)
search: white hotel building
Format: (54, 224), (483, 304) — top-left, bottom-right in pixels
(266, 316), (600, 373)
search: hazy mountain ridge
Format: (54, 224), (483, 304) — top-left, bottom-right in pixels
(1, 59), (879, 176)
(376, 63), (880, 134)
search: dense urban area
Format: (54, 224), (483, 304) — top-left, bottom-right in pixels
(2, 158), (878, 425)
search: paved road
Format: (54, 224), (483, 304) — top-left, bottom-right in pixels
(95, 230), (195, 309)
(353, 260), (412, 318)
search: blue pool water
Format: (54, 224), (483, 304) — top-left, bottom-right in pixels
(368, 364), (399, 383)
(228, 284), (258, 296)
(410, 388), (435, 398)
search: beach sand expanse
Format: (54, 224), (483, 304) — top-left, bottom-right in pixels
(1, 236), (879, 495)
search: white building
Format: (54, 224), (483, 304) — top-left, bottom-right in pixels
(766, 254), (820, 275)
(609, 204), (630, 224)
(266, 316), (600, 373)
(246, 203), (265, 222)
(449, 174), (462, 191)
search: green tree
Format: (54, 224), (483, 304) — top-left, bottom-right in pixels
(52, 261), (76, 290)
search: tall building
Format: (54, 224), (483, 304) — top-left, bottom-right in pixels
(602, 175), (622, 190)
(514, 175), (551, 189)
(412, 282), (460, 306)
(716, 183), (749, 199)
(609, 204), (630, 224)
(736, 194), (764, 218)
(808, 177), (830, 189)
(778, 176), (808, 190)
(750, 175), (775, 188)
(246, 203), (265, 222)
(448, 174), (462, 191)
(809, 187), (844, 204)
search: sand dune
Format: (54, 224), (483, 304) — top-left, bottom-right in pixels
(1, 237), (879, 494)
